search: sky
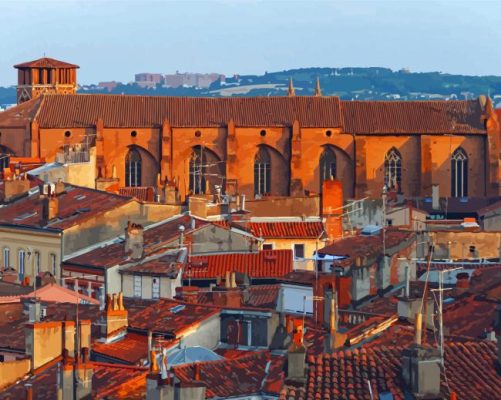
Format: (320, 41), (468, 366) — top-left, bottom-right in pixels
(0, 0), (500, 86)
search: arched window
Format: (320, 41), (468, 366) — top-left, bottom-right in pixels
(384, 148), (402, 192)
(451, 147), (468, 197)
(320, 147), (336, 186)
(189, 146), (206, 194)
(254, 147), (271, 197)
(125, 149), (141, 187)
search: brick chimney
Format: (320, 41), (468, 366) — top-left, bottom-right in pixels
(322, 179), (343, 241)
(125, 222), (144, 260)
(175, 286), (199, 304)
(455, 272), (469, 294)
(1, 173), (31, 202)
(286, 320), (306, 382)
(401, 345), (441, 398)
(101, 292), (128, 339)
(40, 194), (59, 224)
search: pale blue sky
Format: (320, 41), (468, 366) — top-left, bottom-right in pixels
(0, 0), (500, 86)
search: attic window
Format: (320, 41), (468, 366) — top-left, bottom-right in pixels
(64, 131), (71, 138)
(170, 305), (186, 314)
(14, 211), (37, 221)
(260, 130), (266, 137)
(131, 130), (138, 137)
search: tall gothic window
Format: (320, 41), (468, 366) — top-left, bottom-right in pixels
(254, 147), (271, 197)
(189, 146), (206, 194)
(384, 148), (402, 192)
(320, 147), (336, 186)
(125, 148), (141, 187)
(451, 147), (468, 197)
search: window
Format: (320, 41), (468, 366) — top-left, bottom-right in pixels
(262, 243), (273, 251)
(133, 275), (142, 298)
(293, 244), (305, 260)
(2, 247), (9, 268)
(451, 147), (468, 198)
(152, 278), (160, 299)
(50, 254), (57, 276)
(125, 148), (141, 187)
(384, 148), (402, 192)
(254, 147), (271, 197)
(189, 146), (206, 194)
(320, 147), (336, 186)
(34, 251), (41, 275)
(18, 250), (25, 277)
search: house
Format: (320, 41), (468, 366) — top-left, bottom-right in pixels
(62, 214), (260, 299)
(0, 179), (175, 285)
(234, 219), (326, 270)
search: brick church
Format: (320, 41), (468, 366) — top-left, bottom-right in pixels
(0, 57), (500, 202)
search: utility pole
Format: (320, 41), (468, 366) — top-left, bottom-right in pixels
(382, 185), (388, 270)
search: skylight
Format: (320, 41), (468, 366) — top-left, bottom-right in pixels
(170, 305), (186, 314)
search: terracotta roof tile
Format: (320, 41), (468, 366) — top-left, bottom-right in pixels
(172, 351), (285, 398)
(186, 249), (293, 280)
(341, 100), (486, 134)
(0, 96), (42, 128)
(0, 184), (133, 230)
(301, 342), (500, 400)
(118, 186), (155, 202)
(92, 332), (149, 365)
(34, 94), (343, 128)
(13, 57), (79, 69)
(195, 284), (280, 309)
(244, 221), (324, 239)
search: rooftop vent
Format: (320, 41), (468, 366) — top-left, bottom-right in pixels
(170, 305), (186, 314)
(361, 225), (382, 236)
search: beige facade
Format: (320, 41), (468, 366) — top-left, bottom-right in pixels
(121, 273), (181, 300)
(260, 238), (322, 271)
(0, 225), (61, 281)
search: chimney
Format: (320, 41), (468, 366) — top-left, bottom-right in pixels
(455, 272), (469, 294)
(28, 299), (41, 323)
(1, 174), (31, 202)
(146, 350), (176, 400)
(432, 184), (440, 210)
(54, 180), (65, 195)
(101, 292), (128, 338)
(324, 295), (346, 352)
(401, 344), (441, 398)
(59, 350), (74, 399)
(25, 320), (63, 370)
(63, 320), (76, 358)
(414, 313), (422, 346)
(322, 179), (343, 241)
(24, 383), (33, 400)
(125, 222), (144, 260)
(230, 272), (237, 288)
(74, 347), (93, 400)
(190, 216), (196, 230)
(286, 320), (306, 382)
(241, 194), (246, 211)
(175, 286), (199, 303)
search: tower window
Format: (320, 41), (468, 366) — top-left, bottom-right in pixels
(451, 147), (468, 198)
(384, 148), (402, 192)
(131, 130), (138, 138)
(64, 131), (71, 138)
(260, 130), (267, 137)
(125, 148), (142, 187)
(189, 146), (206, 194)
(254, 147), (271, 197)
(326, 130), (332, 137)
(320, 146), (336, 187)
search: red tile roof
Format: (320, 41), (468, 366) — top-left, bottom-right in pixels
(302, 341), (500, 400)
(33, 94), (343, 128)
(318, 230), (415, 263)
(244, 221), (324, 239)
(92, 332), (150, 365)
(64, 215), (207, 269)
(172, 351), (285, 398)
(13, 57), (79, 69)
(195, 284), (280, 309)
(186, 249), (293, 279)
(341, 100), (486, 134)
(118, 186), (155, 202)
(126, 298), (219, 336)
(0, 184), (133, 230)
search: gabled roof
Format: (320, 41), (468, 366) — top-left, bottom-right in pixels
(64, 215), (207, 269)
(0, 183), (133, 230)
(13, 57), (79, 69)
(243, 221), (324, 239)
(186, 249), (293, 279)
(341, 99), (486, 134)
(172, 351), (285, 398)
(34, 94), (343, 128)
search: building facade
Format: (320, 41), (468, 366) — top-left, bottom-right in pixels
(1, 58), (500, 203)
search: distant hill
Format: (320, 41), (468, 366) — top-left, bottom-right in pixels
(2, 67), (501, 105)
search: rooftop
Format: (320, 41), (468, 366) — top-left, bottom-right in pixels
(240, 221), (325, 239)
(13, 57), (79, 69)
(186, 249), (293, 280)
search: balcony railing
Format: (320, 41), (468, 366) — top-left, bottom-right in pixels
(56, 147), (90, 164)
